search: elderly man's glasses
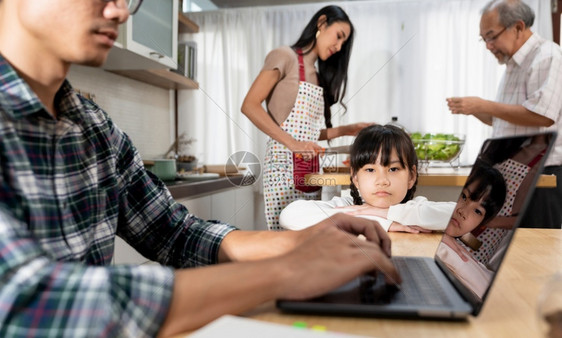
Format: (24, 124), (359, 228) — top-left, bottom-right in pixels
(480, 26), (508, 44)
(102, 0), (144, 15)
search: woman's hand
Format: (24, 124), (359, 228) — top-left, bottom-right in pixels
(343, 122), (375, 136)
(320, 122), (375, 141)
(289, 140), (324, 161)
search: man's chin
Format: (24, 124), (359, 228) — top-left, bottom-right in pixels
(495, 54), (509, 65)
(76, 55), (108, 68)
(70, 48), (110, 68)
(83, 60), (106, 68)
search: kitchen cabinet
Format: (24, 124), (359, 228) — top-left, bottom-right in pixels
(179, 186), (255, 231)
(113, 185), (255, 265)
(126, 0), (178, 68)
(105, 0), (177, 69)
(182, 195), (212, 220)
(234, 186), (255, 230)
(113, 237), (151, 265)
(103, 1), (200, 90)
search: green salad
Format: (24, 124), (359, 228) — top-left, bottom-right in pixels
(410, 133), (463, 161)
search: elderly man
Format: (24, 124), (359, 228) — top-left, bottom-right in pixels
(0, 0), (400, 336)
(446, 0), (562, 229)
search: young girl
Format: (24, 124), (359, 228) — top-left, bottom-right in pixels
(437, 160), (506, 298)
(241, 6), (371, 230)
(441, 160), (507, 255)
(279, 124), (456, 232)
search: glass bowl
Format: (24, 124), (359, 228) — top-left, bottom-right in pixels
(410, 133), (465, 167)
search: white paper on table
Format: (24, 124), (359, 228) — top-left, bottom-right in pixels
(188, 315), (372, 338)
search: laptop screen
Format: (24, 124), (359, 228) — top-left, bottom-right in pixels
(434, 132), (556, 314)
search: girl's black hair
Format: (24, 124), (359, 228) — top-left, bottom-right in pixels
(463, 159), (507, 226)
(291, 5), (354, 129)
(349, 124), (418, 205)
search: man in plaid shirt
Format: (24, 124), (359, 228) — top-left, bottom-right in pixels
(446, 0), (562, 228)
(0, 0), (400, 336)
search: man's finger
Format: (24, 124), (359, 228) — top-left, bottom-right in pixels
(372, 251), (402, 285)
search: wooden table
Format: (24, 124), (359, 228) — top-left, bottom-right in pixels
(306, 167), (557, 188)
(232, 229), (562, 337)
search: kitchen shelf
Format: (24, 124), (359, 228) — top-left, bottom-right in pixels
(108, 69), (199, 90)
(179, 12), (199, 33)
(105, 12), (200, 89)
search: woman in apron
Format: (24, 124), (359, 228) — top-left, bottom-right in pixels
(242, 6), (371, 230)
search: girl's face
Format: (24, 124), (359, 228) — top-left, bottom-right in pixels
(446, 181), (487, 237)
(314, 20), (351, 61)
(351, 149), (416, 208)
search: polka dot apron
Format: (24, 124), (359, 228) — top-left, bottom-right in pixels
(263, 50), (324, 230)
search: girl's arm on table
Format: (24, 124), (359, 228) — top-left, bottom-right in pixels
(345, 196), (455, 231)
(279, 198), (349, 230)
(387, 196), (456, 231)
(280, 197), (395, 231)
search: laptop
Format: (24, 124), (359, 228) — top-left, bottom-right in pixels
(277, 132), (556, 319)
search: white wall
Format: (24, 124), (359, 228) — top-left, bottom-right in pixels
(67, 65), (174, 160)
(67, 66), (264, 231)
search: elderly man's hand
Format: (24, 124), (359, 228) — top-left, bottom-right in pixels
(446, 96), (487, 116)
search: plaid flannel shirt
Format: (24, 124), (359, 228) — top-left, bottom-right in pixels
(0, 55), (237, 337)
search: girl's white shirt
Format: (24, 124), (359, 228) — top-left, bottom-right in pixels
(279, 196), (456, 232)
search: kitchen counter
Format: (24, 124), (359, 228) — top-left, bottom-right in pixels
(165, 175), (250, 200)
(305, 166), (556, 187)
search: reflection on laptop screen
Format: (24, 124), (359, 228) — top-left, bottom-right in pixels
(435, 133), (553, 304)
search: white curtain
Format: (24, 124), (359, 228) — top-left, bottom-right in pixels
(177, 0), (552, 167)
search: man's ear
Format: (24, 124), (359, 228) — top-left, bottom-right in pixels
(514, 19), (525, 32)
(408, 165), (417, 189)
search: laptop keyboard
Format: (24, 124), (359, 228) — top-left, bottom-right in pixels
(389, 257), (451, 306)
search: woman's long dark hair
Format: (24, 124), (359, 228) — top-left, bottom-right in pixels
(291, 5), (354, 129)
(349, 124), (418, 205)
